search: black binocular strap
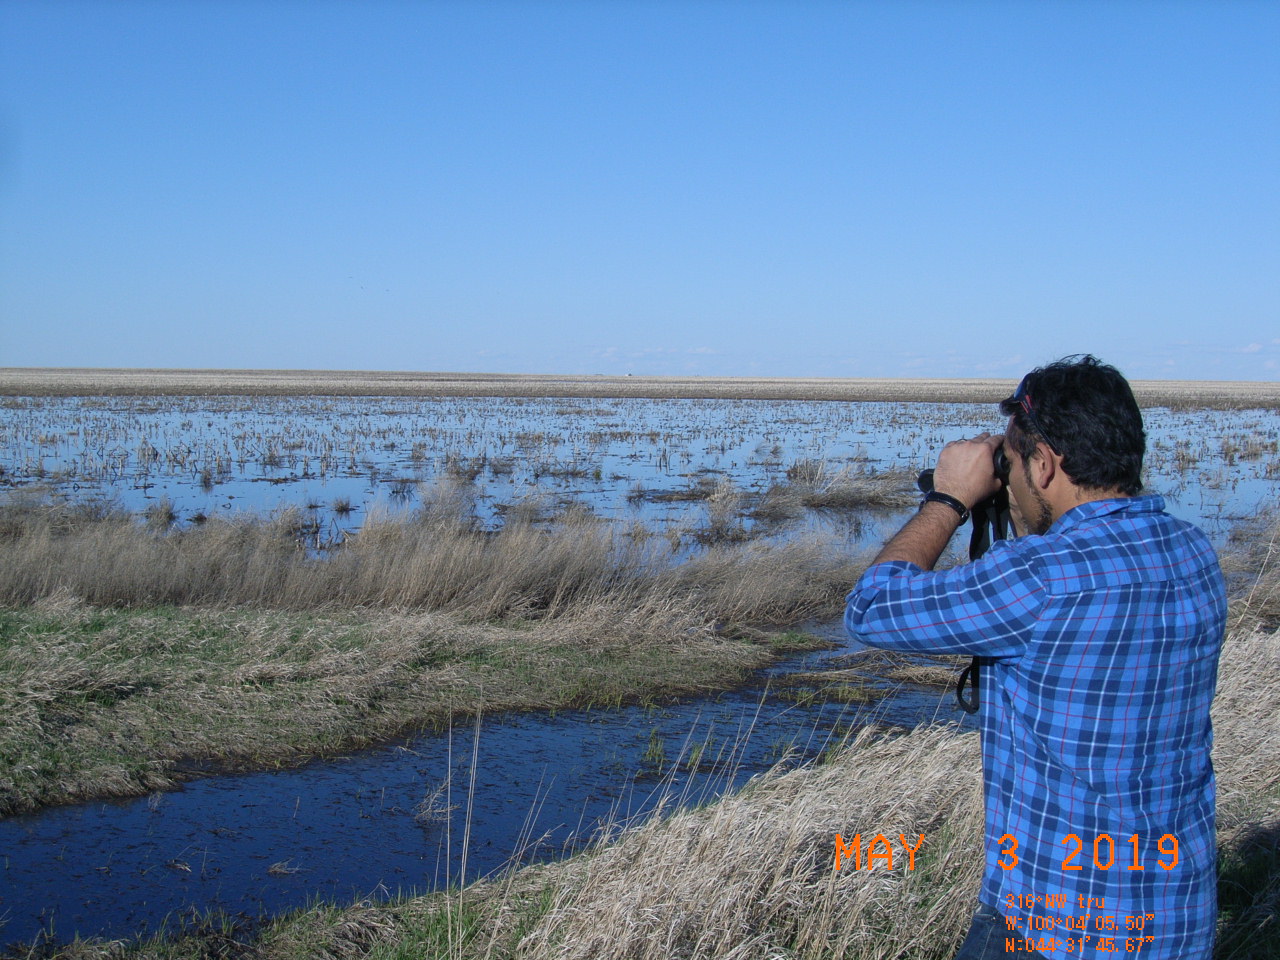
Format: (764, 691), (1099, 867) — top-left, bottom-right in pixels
(956, 656), (980, 714)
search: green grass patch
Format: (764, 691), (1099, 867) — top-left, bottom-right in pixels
(775, 682), (884, 707)
(766, 628), (830, 653)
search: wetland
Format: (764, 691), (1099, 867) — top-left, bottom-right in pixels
(1, 372), (1278, 956)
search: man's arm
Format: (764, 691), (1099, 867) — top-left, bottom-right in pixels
(869, 433), (1004, 571)
(846, 432), (1033, 657)
(872, 500), (967, 570)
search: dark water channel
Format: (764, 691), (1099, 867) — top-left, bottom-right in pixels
(0, 621), (973, 950)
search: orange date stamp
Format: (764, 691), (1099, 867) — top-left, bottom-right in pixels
(995, 833), (1180, 872)
(832, 832), (924, 871)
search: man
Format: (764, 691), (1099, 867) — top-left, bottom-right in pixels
(845, 356), (1225, 960)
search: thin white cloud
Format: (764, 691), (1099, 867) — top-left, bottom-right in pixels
(590, 346), (721, 362)
(972, 356), (1026, 375)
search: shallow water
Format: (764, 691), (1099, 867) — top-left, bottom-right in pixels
(3, 395), (1275, 547)
(0, 622), (966, 948)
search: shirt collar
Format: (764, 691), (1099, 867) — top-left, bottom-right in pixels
(1048, 493), (1166, 535)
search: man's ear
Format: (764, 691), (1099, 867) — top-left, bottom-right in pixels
(1031, 443), (1057, 491)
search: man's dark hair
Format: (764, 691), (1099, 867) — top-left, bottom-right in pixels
(999, 355), (1145, 495)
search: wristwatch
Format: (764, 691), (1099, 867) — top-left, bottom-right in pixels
(921, 490), (970, 524)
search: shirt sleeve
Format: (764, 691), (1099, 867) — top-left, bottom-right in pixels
(844, 538), (1046, 657)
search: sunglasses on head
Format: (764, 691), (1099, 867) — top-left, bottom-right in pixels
(1013, 375), (1062, 456)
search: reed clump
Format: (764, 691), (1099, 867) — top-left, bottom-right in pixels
(754, 464), (917, 523)
(0, 491), (859, 624)
(798, 465), (917, 511)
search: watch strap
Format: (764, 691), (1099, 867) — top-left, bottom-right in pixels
(921, 490), (970, 524)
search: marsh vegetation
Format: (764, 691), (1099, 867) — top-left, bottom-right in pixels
(2, 388), (1276, 548)
(0, 504), (858, 817)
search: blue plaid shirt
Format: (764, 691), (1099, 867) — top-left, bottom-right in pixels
(846, 496), (1225, 959)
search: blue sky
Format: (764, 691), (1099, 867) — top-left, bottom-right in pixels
(1, 1), (1276, 380)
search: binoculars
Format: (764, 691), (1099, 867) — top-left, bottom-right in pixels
(916, 447), (1010, 557)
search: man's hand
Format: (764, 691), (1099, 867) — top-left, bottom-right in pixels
(931, 433), (1004, 509)
(866, 432), (1005, 571)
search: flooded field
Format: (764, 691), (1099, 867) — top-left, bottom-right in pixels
(2, 393), (1277, 547)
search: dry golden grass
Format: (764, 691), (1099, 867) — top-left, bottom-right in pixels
(1223, 509), (1280, 634)
(509, 722), (981, 960)
(1207, 626), (1280, 959)
(4, 367), (1279, 407)
(0, 492), (859, 623)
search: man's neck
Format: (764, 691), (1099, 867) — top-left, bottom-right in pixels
(1047, 484), (1131, 526)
